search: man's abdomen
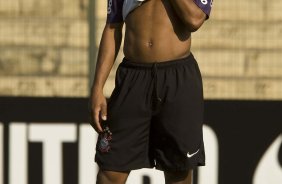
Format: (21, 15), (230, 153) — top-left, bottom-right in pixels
(123, 0), (192, 63)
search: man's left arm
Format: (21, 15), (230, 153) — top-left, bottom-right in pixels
(168, 0), (212, 32)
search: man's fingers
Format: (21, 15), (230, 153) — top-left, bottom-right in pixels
(100, 105), (107, 121)
(94, 108), (103, 132)
(100, 103), (107, 121)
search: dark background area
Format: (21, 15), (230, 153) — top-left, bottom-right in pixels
(0, 97), (281, 184)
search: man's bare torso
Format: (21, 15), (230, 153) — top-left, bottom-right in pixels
(90, 0), (210, 139)
(124, 0), (192, 63)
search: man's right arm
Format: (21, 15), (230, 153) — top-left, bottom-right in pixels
(90, 23), (123, 132)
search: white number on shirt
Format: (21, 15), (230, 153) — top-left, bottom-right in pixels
(201, 0), (208, 5)
(107, 0), (112, 14)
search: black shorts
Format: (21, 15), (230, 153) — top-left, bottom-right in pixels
(95, 53), (205, 172)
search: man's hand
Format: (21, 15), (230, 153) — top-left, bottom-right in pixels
(89, 90), (107, 133)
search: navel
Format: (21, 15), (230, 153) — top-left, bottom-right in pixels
(147, 40), (153, 48)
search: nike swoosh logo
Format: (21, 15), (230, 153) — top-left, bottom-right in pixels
(187, 149), (200, 158)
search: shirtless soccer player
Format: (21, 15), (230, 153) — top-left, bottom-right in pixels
(90, 0), (212, 183)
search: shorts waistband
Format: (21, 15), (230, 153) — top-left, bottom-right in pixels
(120, 53), (195, 69)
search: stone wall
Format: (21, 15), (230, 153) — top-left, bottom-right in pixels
(0, 0), (89, 96)
(1, 0), (282, 99)
(192, 0), (282, 99)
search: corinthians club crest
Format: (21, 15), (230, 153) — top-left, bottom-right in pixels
(98, 126), (112, 153)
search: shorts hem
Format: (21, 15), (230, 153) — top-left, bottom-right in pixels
(96, 163), (154, 172)
(155, 162), (206, 172)
(96, 162), (205, 172)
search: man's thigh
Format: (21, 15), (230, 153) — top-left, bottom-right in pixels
(97, 170), (130, 184)
(164, 170), (193, 184)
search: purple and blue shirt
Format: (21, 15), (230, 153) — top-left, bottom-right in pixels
(106, 0), (213, 23)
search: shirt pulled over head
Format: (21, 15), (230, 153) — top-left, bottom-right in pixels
(106, 0), (213, 24)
